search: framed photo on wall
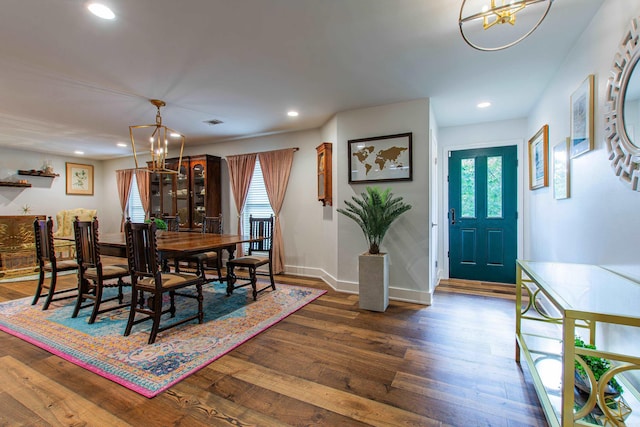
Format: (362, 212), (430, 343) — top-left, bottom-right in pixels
(570, 74), (595, 158)
(528, 124), (549, 190)
(553, 138), (570, 199)
(66, 162), (94, 195)
(348, 132), (412, 183)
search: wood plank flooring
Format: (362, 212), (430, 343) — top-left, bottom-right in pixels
(0, 268), (547, 426)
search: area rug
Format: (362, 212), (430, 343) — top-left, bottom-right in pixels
(0, 281), (325, 398)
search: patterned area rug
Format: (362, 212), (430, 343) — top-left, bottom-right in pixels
(0, 281), (325, 398)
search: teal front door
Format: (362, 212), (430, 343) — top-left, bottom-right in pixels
(448, 146), (517, 284)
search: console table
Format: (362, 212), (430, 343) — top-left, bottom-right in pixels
(516, 260), (640, 426)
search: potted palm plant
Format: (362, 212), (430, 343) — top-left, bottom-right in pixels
(338, 187), (411, 311)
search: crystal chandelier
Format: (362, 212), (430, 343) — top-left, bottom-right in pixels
(130, 99), (185, 173)
(459, 0), (554, 51)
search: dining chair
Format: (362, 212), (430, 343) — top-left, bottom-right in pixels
(123, 219), (204, 344)
(226, 215), (275, 300)
(72, 216), (130, 324)
(177, 214), (223, 282)
(161, 214), (180, 231)
(32, 216), (79, 310)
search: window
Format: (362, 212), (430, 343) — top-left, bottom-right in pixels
(242, 159), (273, 250)
(127, 174), (146, 223)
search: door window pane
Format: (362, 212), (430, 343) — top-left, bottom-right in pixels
(461, 158), (475, 218)
(487, 156), (503, 218)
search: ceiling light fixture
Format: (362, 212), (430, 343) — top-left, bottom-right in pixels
(459, 0), (553, 51)
(477, 101), (491, 108)
(117, 142), (127, 147)
(287, 111), (299, 117)
(87, 3), (115, 20)
(130, 99), (185, 174)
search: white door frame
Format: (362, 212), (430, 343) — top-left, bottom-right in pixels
(440, 139), (524, 281)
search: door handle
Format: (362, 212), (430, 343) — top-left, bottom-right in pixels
(449, 208), (456, 225)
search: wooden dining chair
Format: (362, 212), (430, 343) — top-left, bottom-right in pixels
(124, 219), (204, 344)
(72, 216), (130, 324)
(226, 215), (275, 300)
(161, 214), (180, 231)
(177, 214), (223, 282)
(32, 216), (79, 310)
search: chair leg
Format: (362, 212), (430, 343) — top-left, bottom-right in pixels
(117, 278), (125, 304)
(196, 282), (204, 324)
(123, 289), (139, 337)
(31, 268), (45, 305)
(42, 272), (58, 310)
(169, 291), (176, 318)
(269, 262), (276, 291)
(88, 282), (103, 324)
(71, 278), (89, 318)
(250, 267), (258, 301)
(226, 264), (237, 296)
(148, 291), (163, 345)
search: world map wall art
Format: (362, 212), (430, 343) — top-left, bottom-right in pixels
(348, 132), (413, 183)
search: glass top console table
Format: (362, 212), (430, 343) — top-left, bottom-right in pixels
(516, 260), (640, 426)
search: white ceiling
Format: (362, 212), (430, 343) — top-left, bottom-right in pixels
(0, 0), (604, 160)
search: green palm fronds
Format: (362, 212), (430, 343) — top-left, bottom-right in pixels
(337, 187), (411, 254)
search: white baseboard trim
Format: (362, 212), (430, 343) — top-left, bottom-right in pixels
(284, 265), (432, 305)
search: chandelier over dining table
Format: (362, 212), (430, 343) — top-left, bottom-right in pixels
(130, 99), (185, 173)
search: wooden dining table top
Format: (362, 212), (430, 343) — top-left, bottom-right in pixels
(99, 232), (258, 256)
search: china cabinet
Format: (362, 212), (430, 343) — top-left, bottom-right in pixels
(149, 155), (221, 230)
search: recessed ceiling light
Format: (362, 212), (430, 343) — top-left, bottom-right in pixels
(74, 150), (85, 155)
(287, 111), (299, 117)
(117, 142), (127, 147)
(87, 3), (115, 20)
(477, 102), (491, 109)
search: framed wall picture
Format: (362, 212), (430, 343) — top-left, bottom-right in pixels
(570, 74), (595, 158)
(66, 162), (94, 195)
(553, 138), (570, 199)
(528, 124), (549, 190)
(348, 132), (412, 183)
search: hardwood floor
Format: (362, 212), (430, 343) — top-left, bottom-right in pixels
(0, 270), (547, 426)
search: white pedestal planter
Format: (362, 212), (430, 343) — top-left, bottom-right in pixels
(358, 252), (389, 312)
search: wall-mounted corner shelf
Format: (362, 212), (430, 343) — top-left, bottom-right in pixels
(0, 181), (31, 188)
(17, 170), (59, 178)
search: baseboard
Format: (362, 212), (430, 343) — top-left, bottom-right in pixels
(284, 265), (432, 305)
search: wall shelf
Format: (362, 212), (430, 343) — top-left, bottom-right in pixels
(0, 181), (31, 188)
(17, 170), (59, 178)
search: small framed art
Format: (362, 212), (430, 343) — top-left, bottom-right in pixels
(570, 74), (595, 158)
(66, 162), (94, 195)
(528, 125), (549, 190)
(553, 138), (570, 199)
(348, 132), (412, 183)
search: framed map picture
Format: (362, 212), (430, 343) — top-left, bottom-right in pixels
(348, 133), (412, 183)
(66, 162), (94, 195)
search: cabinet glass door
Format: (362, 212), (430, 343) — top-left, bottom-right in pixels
(150, 172), (162, 217)
(192, 162), (206, 228)
(175, 161), (189, 228)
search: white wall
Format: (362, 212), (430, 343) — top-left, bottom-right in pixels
(335, 99), (432, 304)
(527, 0), (640, 277)
(0, 148), (101, 221)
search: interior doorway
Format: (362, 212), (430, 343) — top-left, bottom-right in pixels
(448, 145), (518, 284)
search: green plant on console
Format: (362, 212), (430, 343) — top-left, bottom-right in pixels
(337, 186), (411, 255)
(574, 336), (623, 395)
(145, 218), (168, 231)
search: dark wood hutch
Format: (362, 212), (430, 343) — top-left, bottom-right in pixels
(149, 154), (221, 230)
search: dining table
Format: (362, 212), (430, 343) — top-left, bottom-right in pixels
(97, 231), (260, 273)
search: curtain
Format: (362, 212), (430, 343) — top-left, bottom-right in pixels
(257, 148), (295, 274)
(226, 153), (257, 256)
(134, 169), (151, 219)
(115, 169), (134, 231)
